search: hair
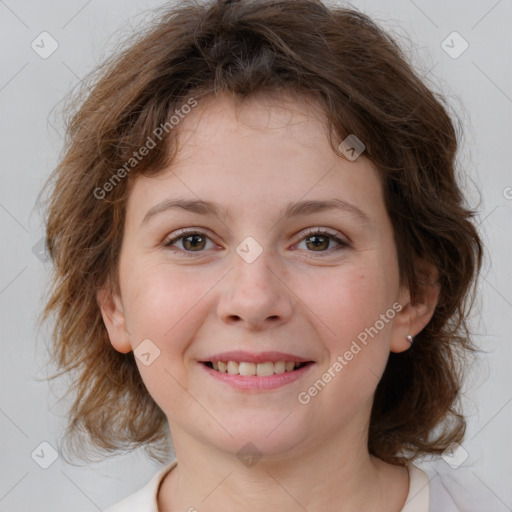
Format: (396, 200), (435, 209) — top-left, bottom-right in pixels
(41, 0), (483, 465)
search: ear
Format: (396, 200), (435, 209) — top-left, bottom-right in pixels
(390, 260), (440, 353)
(96, 283), (132, 354)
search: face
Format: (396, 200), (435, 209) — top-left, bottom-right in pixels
(100, 93), (419, 460)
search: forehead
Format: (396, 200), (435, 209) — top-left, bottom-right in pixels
(125, 92), (386, 227)
(174, 92), (331, 158)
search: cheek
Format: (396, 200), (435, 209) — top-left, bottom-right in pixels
(120, 261), (216, 411)
(298, 267), (398, 415)
(312, 266), (396, 342)
(121, 260), (216, 351)
(306, 258), (400, 403)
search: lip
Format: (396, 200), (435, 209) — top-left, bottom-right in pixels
(199, 359), (315, 391)
(201, 351), (312, 364)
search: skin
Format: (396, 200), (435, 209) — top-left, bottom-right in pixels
(98, 93), (439, 512)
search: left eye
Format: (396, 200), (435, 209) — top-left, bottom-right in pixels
(163, 229), (347, 255)
(294, 229), (347, 253)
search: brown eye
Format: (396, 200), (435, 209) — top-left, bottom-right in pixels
(164, 230), (215, 254)
(304, 234), (330, 251)
(181, 234), (206, 251)
(295, 229), (348, 254)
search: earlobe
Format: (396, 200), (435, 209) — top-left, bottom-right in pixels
(390, 301), (416, 353)
(96, 285), (132, 354)
(390, 263), (440, 353)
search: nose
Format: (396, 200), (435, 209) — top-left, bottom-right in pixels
(216, 248), (294, 331)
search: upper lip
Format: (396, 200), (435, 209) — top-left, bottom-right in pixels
(201, 351), (313, 364)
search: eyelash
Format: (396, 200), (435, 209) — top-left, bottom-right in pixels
(162, 228), (349, 257)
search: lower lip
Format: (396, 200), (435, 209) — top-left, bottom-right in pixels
(200, 362), (314, 390)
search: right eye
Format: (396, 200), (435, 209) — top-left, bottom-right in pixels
(163, 229), (216, 255)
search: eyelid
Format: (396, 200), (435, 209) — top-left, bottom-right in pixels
(294, 227), (348, 244)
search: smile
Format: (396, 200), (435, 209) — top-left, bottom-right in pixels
(204, 360), (308, 376)
(200, 351), (315, 390)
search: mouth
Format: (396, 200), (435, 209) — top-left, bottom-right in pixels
(203, 360), (310, 376)
(199, 352), (315, 390)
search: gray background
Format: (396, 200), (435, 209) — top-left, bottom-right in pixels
(0, 0), (511, 510)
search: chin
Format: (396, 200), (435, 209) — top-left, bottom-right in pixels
(207, 416), (310, 461)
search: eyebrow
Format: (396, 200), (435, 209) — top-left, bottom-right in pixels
(141, 197), (370, 226)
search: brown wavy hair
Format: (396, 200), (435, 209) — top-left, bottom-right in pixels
(41, 0), (483, 465)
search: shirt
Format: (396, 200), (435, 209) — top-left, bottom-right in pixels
(105, 461), (448, 512)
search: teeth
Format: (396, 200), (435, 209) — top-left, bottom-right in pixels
(239, 362), (256, 376)
(209, 360), (305, 376)
(274, 361), (286, 374)
(256, 362), (274, 376)
(227, 361), (239, 374)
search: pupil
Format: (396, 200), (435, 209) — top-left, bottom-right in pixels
(307, 235), (328, 251)
(184, 234), (205, 250)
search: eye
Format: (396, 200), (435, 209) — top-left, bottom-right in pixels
(163, 227), (349, 256)
(163, 229), (216, 254)
(294, 228), (348, 254)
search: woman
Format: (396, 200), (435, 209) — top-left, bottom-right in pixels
(42, 1), (483, 510)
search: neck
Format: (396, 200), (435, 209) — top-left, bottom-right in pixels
(158, 421), (409, 512)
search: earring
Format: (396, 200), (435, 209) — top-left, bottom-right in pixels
(406, 334), (414, 345)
